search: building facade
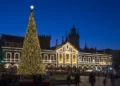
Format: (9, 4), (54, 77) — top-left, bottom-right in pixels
(0, 10), (112, 71)
(0, 35), (112, 71)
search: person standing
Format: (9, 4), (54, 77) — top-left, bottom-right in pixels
(89, 72), (96, 86)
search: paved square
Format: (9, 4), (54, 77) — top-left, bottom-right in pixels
(55, 76), (120, 86)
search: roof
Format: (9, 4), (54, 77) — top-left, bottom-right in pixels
(50, 41), (80, 51)
(1, 34), (24, 43)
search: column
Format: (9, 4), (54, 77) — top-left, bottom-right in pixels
(56, 53), (58, 67)
(77, 54), (78, 68)
(64, 53), (66, 64)
(63, 53), (65, 67)
(71, 54), (72, 67)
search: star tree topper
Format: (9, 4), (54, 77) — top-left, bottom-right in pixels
(30, 5), (34, 10)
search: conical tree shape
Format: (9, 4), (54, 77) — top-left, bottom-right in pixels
(17, 10), (45, 75)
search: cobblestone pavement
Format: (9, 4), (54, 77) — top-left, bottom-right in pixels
(55, 76), (120, 86)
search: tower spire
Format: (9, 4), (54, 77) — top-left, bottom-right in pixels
(62, 36), (64, 44)
(66, 30), (68, 41)
(85, 41), (87, 48)
(73, 24), (75, 28)
(56, 39), (58, 47)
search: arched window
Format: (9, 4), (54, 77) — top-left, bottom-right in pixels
(95, 57), (97, 62)
(79, 56), (82, 62)
(6, 52), (12, 61)
(97, 57), (99, 62)
(82, 56), (83, 61)
(50, 55), (54, 60)
(88, 58), (91, 62)
(6, 53), (10, 59)
(84, 57), (86, 62)
(44, 54), (48, 60)
(14, 53), (20, 59)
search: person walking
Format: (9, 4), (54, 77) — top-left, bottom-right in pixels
(67, 74), (70, 85)
(103, 77), (107, 86)
(38, 74), (43, 86)
(89, 72), (96, 86)
(110, 73), (116, 86)
(75, 73), (80, 86)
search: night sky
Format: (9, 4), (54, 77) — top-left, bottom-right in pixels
(0, 0), (120, 50)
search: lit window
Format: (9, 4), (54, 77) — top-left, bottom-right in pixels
(66, 54), (69, 62)
(59, 54), (62, 61)
(73, 55), (75, 62)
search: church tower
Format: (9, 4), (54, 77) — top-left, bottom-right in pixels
(69, 25), (80, 49)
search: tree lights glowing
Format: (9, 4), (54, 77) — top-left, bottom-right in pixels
(17, 6), (45, 75)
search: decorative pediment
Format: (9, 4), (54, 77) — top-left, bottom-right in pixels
(56, 42), (79, 53)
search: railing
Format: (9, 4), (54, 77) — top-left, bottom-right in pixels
(43, 60), (56, 63)
(78, 62), (105, 65)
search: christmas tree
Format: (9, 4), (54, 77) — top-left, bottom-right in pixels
(17, 6), (45, 75)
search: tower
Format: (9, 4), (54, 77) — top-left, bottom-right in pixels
(84, 41), (89, 52)
(62, 36), (64, 44)
(69, 25), (80, 49)
(65, 30), (69, 42)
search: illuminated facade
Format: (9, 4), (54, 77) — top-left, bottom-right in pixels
(0, 9), (112, 71)
(0, 41), (112, 70)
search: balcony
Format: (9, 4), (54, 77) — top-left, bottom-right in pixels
(78, 62), (105, 65)
(43, 60), (56, 63)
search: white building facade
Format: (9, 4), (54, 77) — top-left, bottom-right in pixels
(2, 42), (112, 71)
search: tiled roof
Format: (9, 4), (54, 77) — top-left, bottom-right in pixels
(1, 34), (24, 43)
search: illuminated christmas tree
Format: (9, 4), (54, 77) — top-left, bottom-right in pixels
(17, 6), (44, 75)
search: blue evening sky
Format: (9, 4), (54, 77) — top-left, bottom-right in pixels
(0, 0), (120, 50)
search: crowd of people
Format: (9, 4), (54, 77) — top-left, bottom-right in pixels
(0, 73), (18, 86)
(0, 70), (118, 86)
(66, 71), (117, 86)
